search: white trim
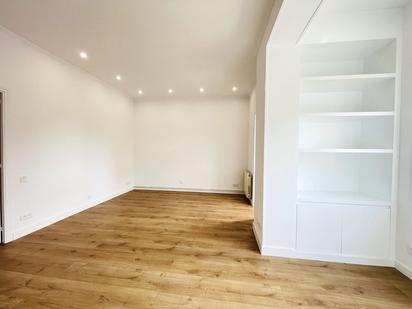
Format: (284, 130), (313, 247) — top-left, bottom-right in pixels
(252, 220), (262, 252)
(395, 260), (412, 280)
(6, 186), (134, 243)
(260, 245), (394, 267)
(134, 186), (243, 195)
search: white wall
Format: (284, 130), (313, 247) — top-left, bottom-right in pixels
(253, 0), (284, 247)
(248, 90), (256, 175)
(262, 43), (300, 250)
(253, 0), (321, 253)
(134, 96), (249, 193)
(396, 2), (412, 279)
(0, 26), (135, 242)
(248, 90), (256, 205)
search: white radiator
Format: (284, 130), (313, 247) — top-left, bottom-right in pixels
(244, 170), (253, 199)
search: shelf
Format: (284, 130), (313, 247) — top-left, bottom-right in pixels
(302, 39), (396, 63)
(302, 73), (396, 81)
(300, 111), (395, 118)
(301, 73), (396, 93)
(301, 38), (397, 77)
(299, 148), (393, 154)
(298, 190), (391, 207)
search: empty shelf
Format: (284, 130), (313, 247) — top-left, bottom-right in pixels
(298, 190), (391, 207)
(300, 111), (395, 118)
(301, 73), (396, 93)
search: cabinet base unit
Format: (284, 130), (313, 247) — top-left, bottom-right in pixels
(297, 203), (391, 261)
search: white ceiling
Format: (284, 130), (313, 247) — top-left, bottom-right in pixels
(0, 0), (274, 99)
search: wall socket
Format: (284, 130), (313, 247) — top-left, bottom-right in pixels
(20, 213), (32, 222)
(232, 183), (240, 188)
(408, 244), (412, 255)
(19, 176), (28, 183)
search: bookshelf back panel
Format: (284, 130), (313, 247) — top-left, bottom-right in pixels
(298, 153), (393, 201)
(299, 117), (394, 149)
(300, 80), (395, 112)
(301, 39), (396, 77)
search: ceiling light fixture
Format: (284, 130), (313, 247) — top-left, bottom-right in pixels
(232, 86), (238, 92)
(138, 90), (143, 95)
(199, 87), (205, 93)
(116, 75), (122, 81)
(79, 51), (88, 59)
(168, 89), (173, 94)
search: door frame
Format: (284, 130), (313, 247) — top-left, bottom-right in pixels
(0, 89), (5, 244)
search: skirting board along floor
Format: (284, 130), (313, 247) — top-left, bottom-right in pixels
(0, 190), (411, 308)
(134, 185), (243, 195)
(259, 245), (394, 267)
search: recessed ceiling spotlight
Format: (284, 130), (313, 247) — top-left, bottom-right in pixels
(232, 86), (238, 92)
(138, 90), (143, 95)
(199, 87), (205, 93)
(79, 51), (88, 59)
(116, 75), (122, 81)
(168, 89), (173, 94)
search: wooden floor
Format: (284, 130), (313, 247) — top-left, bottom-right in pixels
(0, 190), (411, 308)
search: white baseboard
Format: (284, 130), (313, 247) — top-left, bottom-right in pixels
(6, 186), (134, 243)
(134, 186), (243, 195)
(396, 260), (412, 280)
(260, 245), (394, 267)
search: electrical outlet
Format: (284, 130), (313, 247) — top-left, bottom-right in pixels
(232, 183), (240, 188)
(19, 176), (28, 183)
(178, 179), (183, 185)
(20, 213), (32, 222)
(408, 244), (412, 255)
(87, 195), (92, 201)
(126, 181), (131, 186)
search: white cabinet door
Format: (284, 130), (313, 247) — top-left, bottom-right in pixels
(341, 206), (390, 259)
(297, 204), (341, 255)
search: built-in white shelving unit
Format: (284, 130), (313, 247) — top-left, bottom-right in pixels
(296, 38), (399, 261)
